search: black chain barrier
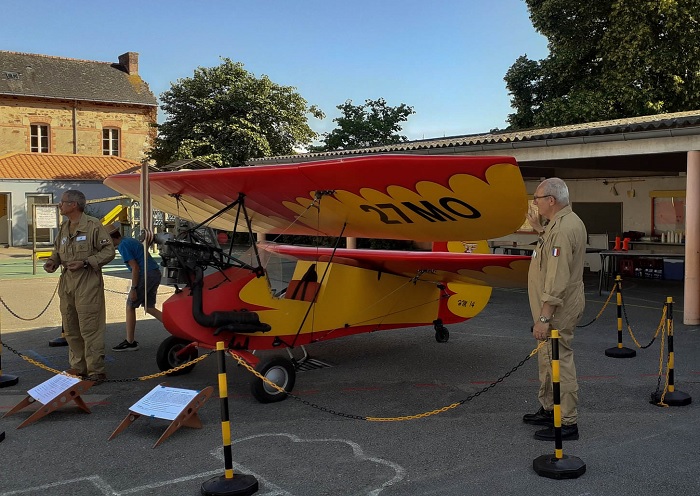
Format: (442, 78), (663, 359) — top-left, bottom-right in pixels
(280, 342), (543, 422)
(0, 281), (59, 321)
(620, 291), (662, 349)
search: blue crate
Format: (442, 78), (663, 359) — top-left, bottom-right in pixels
(663, 259), (684, 280)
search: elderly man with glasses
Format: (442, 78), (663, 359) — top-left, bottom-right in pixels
(522, 178), (587, 441)
(44, 190), (115, 383)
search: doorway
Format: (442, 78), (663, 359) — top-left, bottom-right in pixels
(0, 193), (10, 246)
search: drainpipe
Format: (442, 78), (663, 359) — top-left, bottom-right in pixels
(72, 101), (78, 154)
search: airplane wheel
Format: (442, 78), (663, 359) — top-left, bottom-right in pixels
(435, 327), (450, 343)
(250, 357), (296, 403)
(156, 336), (198, 376)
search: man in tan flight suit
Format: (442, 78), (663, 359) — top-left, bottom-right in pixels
(44, 190), (115, 382)
(523, 178), (586, 441)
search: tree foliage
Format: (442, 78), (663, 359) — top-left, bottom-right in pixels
(149, 58), (324, 167)
(311, 98), (415, 151)
(505, 0), (700, 129)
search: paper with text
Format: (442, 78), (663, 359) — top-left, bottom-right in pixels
(130, 385), (200, 420)
(28, 374), (81, 404)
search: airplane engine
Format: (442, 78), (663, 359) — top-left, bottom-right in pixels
(149, 232), (220, 285)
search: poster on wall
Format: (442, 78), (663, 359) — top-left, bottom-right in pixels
(651, 191), (686, 236)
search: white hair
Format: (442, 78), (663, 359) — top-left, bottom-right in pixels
(539, 178), (569, 205)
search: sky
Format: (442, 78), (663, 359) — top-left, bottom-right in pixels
(1, 0), (549, 142)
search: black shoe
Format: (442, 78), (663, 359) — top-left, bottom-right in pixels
(86, 373), (107, 385)
(112, 339), (139, 352)
(534, 423), (579, 441)
(523, 407), (554, 426)
(63, 368), (87, 379)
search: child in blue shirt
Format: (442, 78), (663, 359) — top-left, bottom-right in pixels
(108, 224), (163, 351)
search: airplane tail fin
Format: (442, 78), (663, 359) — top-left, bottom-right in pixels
(432, 240), (490, 254)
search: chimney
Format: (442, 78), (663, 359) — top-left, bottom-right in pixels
(118, 52), (139, 75)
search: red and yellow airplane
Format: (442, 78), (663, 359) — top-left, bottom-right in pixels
(104, 155), (530, 402)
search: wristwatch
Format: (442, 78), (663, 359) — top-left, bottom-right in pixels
(83, 260), (89, 269)
(538, 315), (551, 324)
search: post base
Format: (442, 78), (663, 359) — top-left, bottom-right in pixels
(0, 374), (19, 388)
(605, 346), (636, 358)
(533, 454), (586, 479)
(49, 337), (68, 347)
(201, 474), (258, 496)
(651, 390), (692, 406)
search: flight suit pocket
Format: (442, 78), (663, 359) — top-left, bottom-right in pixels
(74, 239), (91, 257)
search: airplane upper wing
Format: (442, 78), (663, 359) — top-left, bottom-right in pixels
(104, 155), (528, 242)
(259, 242), (531, 289)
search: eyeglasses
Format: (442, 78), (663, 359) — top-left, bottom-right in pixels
(58, 200), (75, 206)
(533, 194), (553, 201)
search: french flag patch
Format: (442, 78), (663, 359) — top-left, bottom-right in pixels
(552, 247), (560, 257)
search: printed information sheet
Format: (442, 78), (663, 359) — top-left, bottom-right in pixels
(130, 385), (199, 420)
(28, 374), (81, 405)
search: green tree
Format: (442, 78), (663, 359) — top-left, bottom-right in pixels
(149, 58), (324, 167)
(505, 0), (700, 129)
(311, 98), (415, 151)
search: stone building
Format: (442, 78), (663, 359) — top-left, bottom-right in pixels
(0, 50), (157, 162)
(0, 50), (157, 246)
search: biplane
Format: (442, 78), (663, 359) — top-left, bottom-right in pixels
(104, 155), (531, 403)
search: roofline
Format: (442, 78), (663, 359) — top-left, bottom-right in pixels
(247, 110), (700, 165)
(0, 91), (158, 107)
(0, 50), (119, 65)
(0, 151), (142, 162)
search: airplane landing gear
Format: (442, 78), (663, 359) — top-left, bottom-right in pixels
(434, 319), (449, 343)
(250, 356), (296, 403)
(156, 336), (199, 376)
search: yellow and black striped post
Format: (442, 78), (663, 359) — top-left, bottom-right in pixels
(651, 297), (691, 406)
(605, 276), (636, 358)
(0, 311), (19, 389)
(533, 329), (586, 479)
(201, 341), (258, 496)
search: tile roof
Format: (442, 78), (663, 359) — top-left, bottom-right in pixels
(248, 109), (700, 164)
(0, 152), (140, 180)
(0, 51), (157, 106)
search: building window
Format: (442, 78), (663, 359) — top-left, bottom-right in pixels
(30, 124), (50, 153)
(103, 128), (120, 156)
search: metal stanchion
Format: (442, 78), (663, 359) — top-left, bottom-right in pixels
(49, 325), (68, 347)
(533, 329), (586, 479)
(605, 276), (636, 358)
(651, 297), (692, 406)
(0, 312), (19, 388)
(201, 341), (258, 496)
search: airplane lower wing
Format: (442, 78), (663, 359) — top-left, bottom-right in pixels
(259, 242), (531, 289)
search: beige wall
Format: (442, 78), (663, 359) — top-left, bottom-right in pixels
(493, 175), (687, 247)
(527, 175), (687, 235)
(0, 97), (156, 163)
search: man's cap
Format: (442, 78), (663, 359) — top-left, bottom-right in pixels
(107, 223), (120, 234)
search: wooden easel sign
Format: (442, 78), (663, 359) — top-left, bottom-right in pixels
(109, 384), (213, 448)
(2, 373), (94, 428)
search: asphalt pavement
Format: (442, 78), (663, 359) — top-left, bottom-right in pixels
(0, 247), (698, 496)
